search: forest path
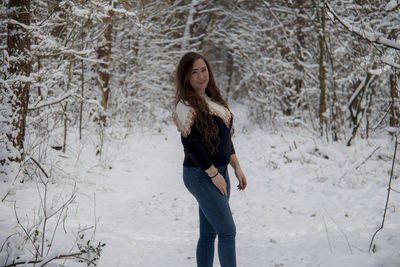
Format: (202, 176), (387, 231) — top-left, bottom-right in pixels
(70, 125), (399, 267)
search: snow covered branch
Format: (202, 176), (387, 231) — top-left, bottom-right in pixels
(28, 93), (73, 111)
(1, 253), (82, 267)
(385, 0), (400, 11)
(181, 0), (200, 50)
(326, 3), (400, 51)
(382, 56), (400, 69)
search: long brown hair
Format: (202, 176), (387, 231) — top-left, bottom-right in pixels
(175, 52), (230, 154)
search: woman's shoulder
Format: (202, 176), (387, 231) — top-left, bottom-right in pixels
(204, 96), (232, 129)
(172, 100), (196, 137)
(175, 99), (193, 111)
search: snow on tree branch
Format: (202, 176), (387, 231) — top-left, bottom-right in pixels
(325, 3), (400, 51)
(181, 0), (200, 50)
(28, 93), (73, 110)
(385, 0), (400, 11)
(382, 56), (400, 69)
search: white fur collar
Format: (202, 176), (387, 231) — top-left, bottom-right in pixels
(172, 95), (232, 137)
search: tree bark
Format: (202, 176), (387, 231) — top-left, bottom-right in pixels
(79, 58), (84, 140)
(7, 0), (31, 161)
(294, 0), (305, 97)
(226, 52), (234, 97)
(181, 0), (198, 50)
(63, 56), (73, 153)
(389, 72), (399, 128)
(318, 4), (327, 136)
(347, 72), (377, 146)
(97, 0), (115, 114)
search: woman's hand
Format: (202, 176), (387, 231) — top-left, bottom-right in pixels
(234, 167), (247, 190)
(211, 174), (227, 196)
(229, 154), (247, 190)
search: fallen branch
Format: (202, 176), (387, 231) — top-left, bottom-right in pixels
(355, 146), (380, 170)
(369, 136), (398, 253)
(2, 252), (82, 267)
(339, 146), (380, 181)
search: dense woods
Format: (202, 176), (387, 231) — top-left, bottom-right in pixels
(0, 1), (399, 265)
(1, 0), (399, 169)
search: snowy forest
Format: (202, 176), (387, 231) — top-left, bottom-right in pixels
(1, 0), (400, 266)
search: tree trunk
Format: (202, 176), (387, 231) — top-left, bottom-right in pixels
(389, 72), (399, 128)
(318, 4), (327, 136)
(7, 0), (31, 161)
(226, 52), (234, 98)
(79, 58), (84, 140)
(63, 56), (73, 153)
(181, 0), (198, 50)
(347, 72), (376, 146)
(97, 1), (115, 115)
(62, 102), (68, 153)
(294, 0), (305, 98)
(79, 3), (86, 140)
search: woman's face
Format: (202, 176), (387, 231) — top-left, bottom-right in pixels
(189, 58), (209, 95)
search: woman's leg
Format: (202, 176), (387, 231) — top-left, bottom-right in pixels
(197, 208), (216, 267)
(183, 166), (236, 267)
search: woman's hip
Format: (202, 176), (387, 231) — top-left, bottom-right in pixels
(183, 165), (229, 197)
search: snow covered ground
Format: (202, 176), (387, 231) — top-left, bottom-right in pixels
(1, 107), (400, 267)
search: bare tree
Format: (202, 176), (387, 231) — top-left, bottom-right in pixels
(97, 0), (116, 116)
(318, 2), (327, 136)
(389, 71), (399, 128)
(326, 1), (400, 143)
(6, 0), (31, 161)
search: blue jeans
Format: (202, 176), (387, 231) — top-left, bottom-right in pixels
(183, 165), (236, 267)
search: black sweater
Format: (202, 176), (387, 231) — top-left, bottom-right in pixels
(181, 115), (235, 171)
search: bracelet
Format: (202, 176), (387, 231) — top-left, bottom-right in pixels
(209, 171), (219, 179)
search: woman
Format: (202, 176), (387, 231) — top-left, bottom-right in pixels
(173, 52), (247, 267)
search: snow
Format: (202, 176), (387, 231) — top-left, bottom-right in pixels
(382, 56), (400, 69)
(385, 0), (400, 11)
(181, 0), (200, 50)
(28, 93), (73, 110)
(1, 105), (400, 267)
(326, 3), (400, 51)
(368, 65), (391, 76)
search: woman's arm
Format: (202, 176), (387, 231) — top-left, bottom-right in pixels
(181, 124), (213, 171)
(205, 165), (228, 196)
(230, 154), (247, 190)
(229, 153), (240, 170)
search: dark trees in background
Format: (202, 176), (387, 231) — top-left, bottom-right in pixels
(6, 0), (31, 161)
(325, 2), (400, 143)
(97, 0), (115, 115)
(318, 3), (327, 136)
(389, 72), (399, 128)
(0, 0), (399, 171)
